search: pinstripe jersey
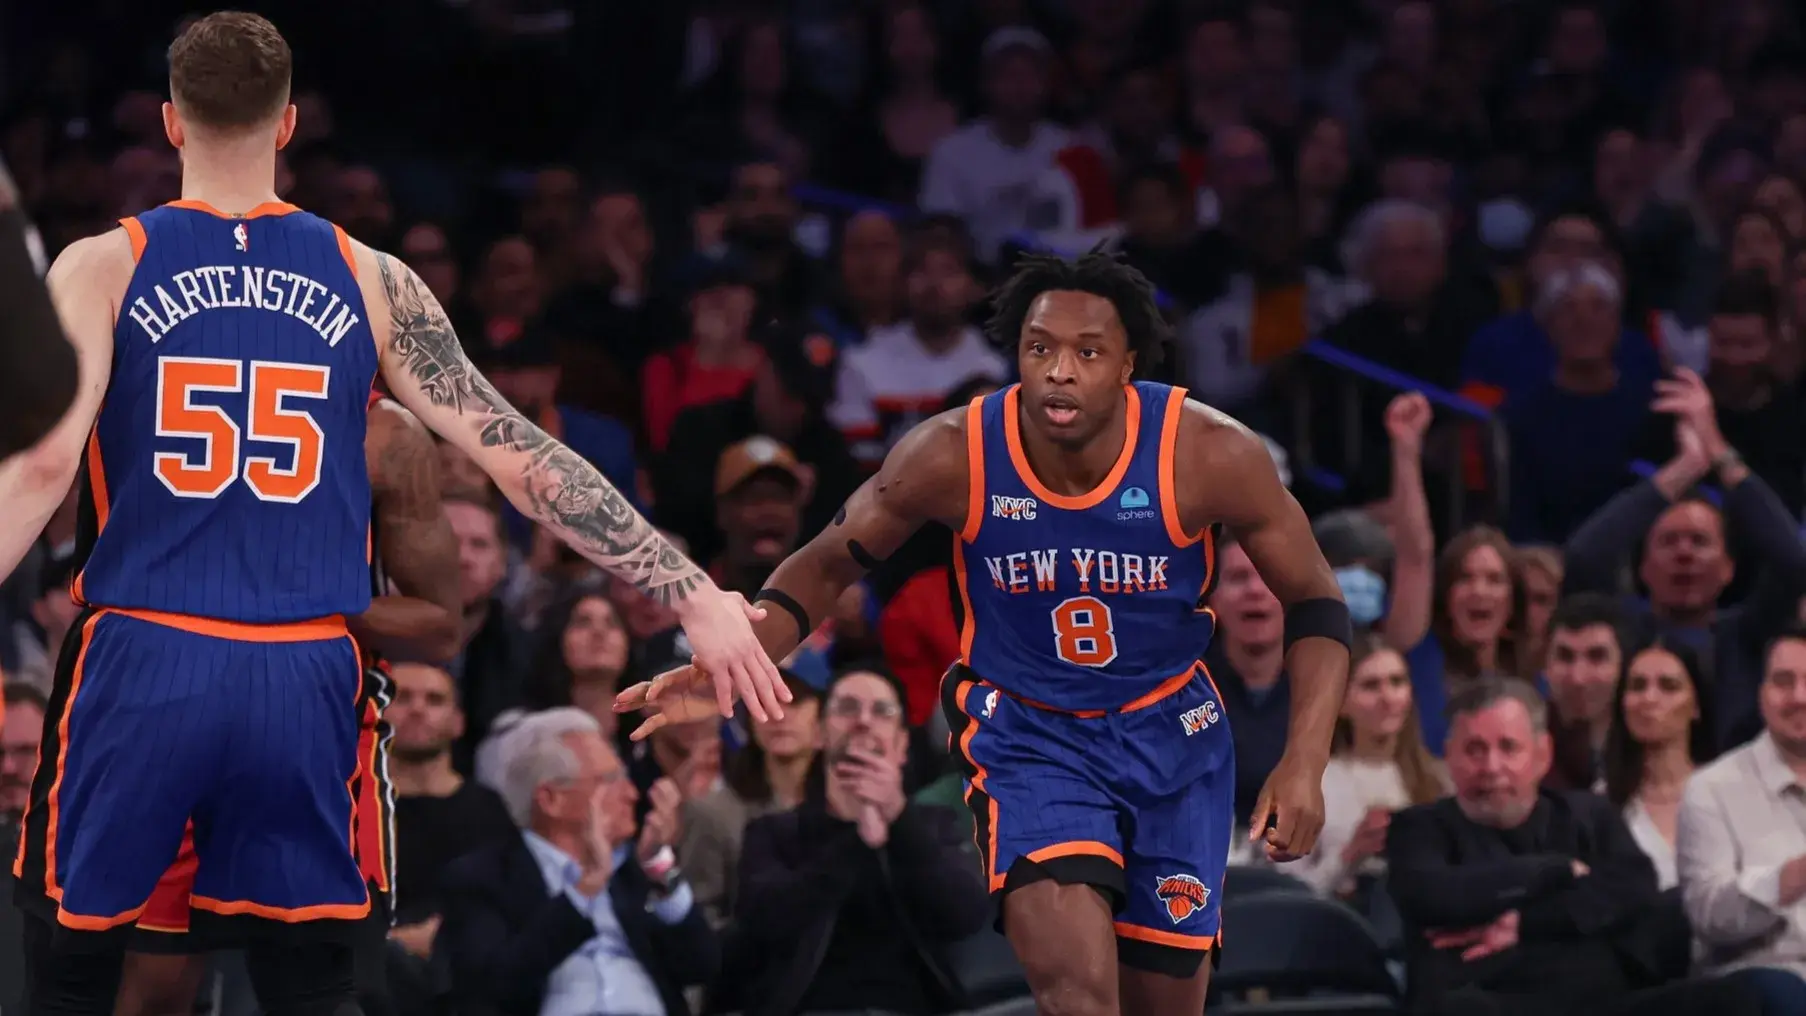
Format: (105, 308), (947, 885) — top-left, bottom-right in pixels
(73, 200), (380, 623)
(954, 382), (1220, 713)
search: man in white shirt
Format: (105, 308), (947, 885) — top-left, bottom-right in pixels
(438, 708), (717, 1016)
(1677, 626), (1806, 1011)
(828, 229), (1010, 468)
(918, 28), (1071, 262)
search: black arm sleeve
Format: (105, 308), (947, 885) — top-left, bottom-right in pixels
(0, 208), (77, 459)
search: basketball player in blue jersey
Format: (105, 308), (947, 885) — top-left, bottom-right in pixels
(620, 250), (1351, 1015)
(0, 12), (788, 1015)
(115, 393), (461, 1016)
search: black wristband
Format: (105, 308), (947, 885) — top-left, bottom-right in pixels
(756, 588), (813, 639)
(1284, 597), (1353, 652)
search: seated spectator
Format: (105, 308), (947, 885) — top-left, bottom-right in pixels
(1542, 594), (1630, 791)
(385, 662), (515, 964)
(917, 28), (1070, 262)
(1034, 63), (1205, 235)
(1562, 368), (1806, 748)
(1114, 162), (1232, 311)
(682, 669), (822, 925)
(1207, 535), (1291, 828)
(1, 682), (45, 828)
(640, 252), (765, 452)
(6, 545), (74, 694)
(1634, 270), (1806, 514)
(656, 324), (860, 564)
(1323, 198), (1475, 392)
(1178, 184), (1358, 421)
(1678, 625), (1806, 1010)
(825, 3), (961, 205)
(1503, 261), (1655, 542)
(829, 227), (1007, 469)
(709, 436), (811, 601)
(1388, 678), (1755, 1016)
(714, 664), (987, 1015)
(521, 582), (634, 737)
(1602, 639), (1716, 889)
(718, 159), (823, 322)
(812, 209), (904, 346)
(1409, 526), (1530, 751)
(439, 708), (717, 1016)
(444, 491), (532, 775)
(1461, 208), (1661, 408)
(1297, 635), (1447, 905)
(1515, 546), (1565, 670)
(627, 709), (722, 826)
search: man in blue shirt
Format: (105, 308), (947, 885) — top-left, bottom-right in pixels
(438, 708), (717, 1016)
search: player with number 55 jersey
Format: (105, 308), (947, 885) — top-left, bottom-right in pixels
(0, 16), (783, 1008)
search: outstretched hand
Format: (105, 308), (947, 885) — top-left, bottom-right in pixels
(614, 663), (723, 742)
(671, 588), (790, 722)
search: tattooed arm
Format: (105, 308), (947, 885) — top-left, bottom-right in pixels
(349, 398), (462, 663)
(356, 245), (788, 719)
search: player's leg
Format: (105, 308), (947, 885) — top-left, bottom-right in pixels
(119, 828), (209, 1016)
(1113, 672), (1236, 1015)
(187, 626), (369, 1016)
(941, 669), (1125, 1016)
(13, 610), (209, 1015)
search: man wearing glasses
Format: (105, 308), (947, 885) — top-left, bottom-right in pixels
(718, 663), (990, 1016)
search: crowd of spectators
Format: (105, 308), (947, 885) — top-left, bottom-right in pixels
(12, 0), (1806, 1014)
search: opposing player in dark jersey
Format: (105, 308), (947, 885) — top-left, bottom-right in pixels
(0, 13), (785, 1015)
(620, 251), (1350, 1015)
(0, 155), (79, 462)
(114, 393), (459, 1016)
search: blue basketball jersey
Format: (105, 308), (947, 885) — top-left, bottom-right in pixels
(73, 200), (380, 623)
(955, 382), (1219, 712)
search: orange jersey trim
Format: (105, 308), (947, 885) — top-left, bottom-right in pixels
(191, 892), (370, 923)
(70, 427), (110, 604)
(332, 224), (358, 279)
(952, 680), (1004, 892)
(1026, 840), (1125, 869)
(102, 608), (349, 643)
(119, 217), (147, 263)
(1002, 385), (1141, 510)
(1114, 922), (1220, 949)
(164, 199), (300, 220)
(1157, 387), (1205, 546)
(37, 612), (101, 899)
(960, 396), (986, 544)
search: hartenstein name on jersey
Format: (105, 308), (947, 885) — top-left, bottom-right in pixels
(126, 266), (361, 347)
(983, 548), (1171, 595)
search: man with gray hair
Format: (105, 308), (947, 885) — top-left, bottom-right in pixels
(1503, 258), (1655, 542)
(1383, 678), (1753, 1015)
(437, 708), (716, 1016)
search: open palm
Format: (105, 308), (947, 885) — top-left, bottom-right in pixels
(614, 664), (720, 741)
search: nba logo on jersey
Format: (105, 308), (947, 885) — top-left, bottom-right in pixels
(1154, 874), (1209, 923)
(1118, 485), (1155, 521)
(981, 688), (999, 718)
(233, 222), (249, 252)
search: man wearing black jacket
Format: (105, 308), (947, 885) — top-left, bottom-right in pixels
(438, 708), (717, 1016)
(0, 156), (80, 462)
(715, 664), (988, 1016)
(1386, 677), (1759, 1016)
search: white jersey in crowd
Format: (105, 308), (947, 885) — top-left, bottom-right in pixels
(828, 321), (1011, 468)
(919, 118), (1071, 262)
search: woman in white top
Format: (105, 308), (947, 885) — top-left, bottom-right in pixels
(1601, 637), (1717, 891)
(1300, 634), (1449, 900)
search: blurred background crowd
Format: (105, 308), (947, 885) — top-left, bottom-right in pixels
(9, 0), (1806, 1014)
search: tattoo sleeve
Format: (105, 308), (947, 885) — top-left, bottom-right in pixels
(376, 253), (706, 606)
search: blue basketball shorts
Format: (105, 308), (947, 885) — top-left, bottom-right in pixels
(12, 606), (370, 942)
(940, 660), (1235, 972)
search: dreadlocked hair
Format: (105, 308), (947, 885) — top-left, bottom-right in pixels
(984, 247), (1170, 376)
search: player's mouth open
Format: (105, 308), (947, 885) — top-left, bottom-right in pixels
(1043, 396), (1081, 426)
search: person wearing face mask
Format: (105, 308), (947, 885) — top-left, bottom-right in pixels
(1601, 639), (1716, 890)
(1297, 636), (1446, 908)
(1678, 625), (1806, 1012)
(1563, 365), (1806, 750)
(1542, 593), (1630, 791)
(1388, 678), (1761, 1016)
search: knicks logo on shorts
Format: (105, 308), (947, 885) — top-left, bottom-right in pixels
(1179, 700), (1220, 736)
(1155, 873), (1210, 924)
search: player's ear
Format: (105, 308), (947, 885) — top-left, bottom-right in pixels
(1120, 350), (1136, 385)
(162, 102), (185, 149)
(274, 104), (298, 151)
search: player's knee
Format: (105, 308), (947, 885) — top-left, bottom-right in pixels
(1029, 972), (1118, 1016)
